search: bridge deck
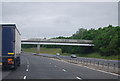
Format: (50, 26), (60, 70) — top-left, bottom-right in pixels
(21, 39), (94, 46)
(22, 39), (93, 44)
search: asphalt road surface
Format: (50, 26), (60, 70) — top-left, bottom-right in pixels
(2, 53), (120, 80)
(39, 54), (120, 68)
(0, 65), (2, 81)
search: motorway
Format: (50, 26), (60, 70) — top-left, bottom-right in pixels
(39, 54), (120, 68)
(2, 53), (120, 81)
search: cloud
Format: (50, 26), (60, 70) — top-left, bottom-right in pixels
(2, 2), (118, 38)
(2, 0), (120, 2)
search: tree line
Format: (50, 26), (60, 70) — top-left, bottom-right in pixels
(22, 25), (120, 56)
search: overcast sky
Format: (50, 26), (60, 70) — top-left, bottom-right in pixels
(1, 2), (118, 39)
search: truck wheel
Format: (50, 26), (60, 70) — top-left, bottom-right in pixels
(17, 60), (20, 66)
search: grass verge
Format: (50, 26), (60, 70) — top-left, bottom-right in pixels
(23, 48), (119, 60)
(23, 48), (61, 55)
(61, 53), (120, 60)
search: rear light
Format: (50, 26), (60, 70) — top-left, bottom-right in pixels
(8, 58), (14, 64)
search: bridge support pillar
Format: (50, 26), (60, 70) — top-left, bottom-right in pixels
(37, 44), (40, 53)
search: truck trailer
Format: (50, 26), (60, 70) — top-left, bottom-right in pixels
(0, 23), (21, 70)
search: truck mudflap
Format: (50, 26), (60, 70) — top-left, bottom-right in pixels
(2, 63), (15, 70)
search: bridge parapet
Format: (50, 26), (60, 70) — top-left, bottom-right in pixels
(22, 38), (93, 44)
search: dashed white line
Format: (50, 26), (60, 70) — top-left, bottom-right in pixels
(26, 69), (28, 71)
(53, 58), (120, 77)
(23, 76), (27, 79)
(49, 63), (51, 64)
(76, 76), (82, 80)
(83, 66), (120, 77)
(62, 69), (66, 72)
(54, 65), (57, 67)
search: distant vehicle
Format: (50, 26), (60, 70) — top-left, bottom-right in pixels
(32, 53), (37, 55)
(0, 23), (21, 70)
(71, 54), (77, 58)
(56, 53), (60, 56)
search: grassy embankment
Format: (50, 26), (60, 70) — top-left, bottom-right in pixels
(23, 48), (61, 55)
(23, 48), (120, 60)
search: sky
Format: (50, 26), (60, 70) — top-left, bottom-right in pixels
(1, 1), (119, 39)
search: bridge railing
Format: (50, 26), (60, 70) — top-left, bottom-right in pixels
(22, 39), (93, 44)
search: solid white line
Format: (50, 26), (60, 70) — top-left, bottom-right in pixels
(46, 56), (120, 76)
(55, 59), (120, 77)
(23, 76), (26, 79)
(26, 69), (28, 71)
(83, 66), (120, 77)
(62, 69), (66, 72)
(76, 77), (82, 80)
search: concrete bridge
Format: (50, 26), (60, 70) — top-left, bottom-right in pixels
(21, 38), (94, 52)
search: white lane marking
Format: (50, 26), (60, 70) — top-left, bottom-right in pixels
(83, 66), (120, 77)
(49, 63), (51, 64)
(62, 69), (66, 72)
(43, 56), (120, 77)
(76, 77), (82, 80)
(26, 69), (28, 71)
(23, 76), (27, 79)
(54, 58), (120, 77)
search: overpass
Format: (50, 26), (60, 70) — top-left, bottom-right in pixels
(21, 38), (94, 52)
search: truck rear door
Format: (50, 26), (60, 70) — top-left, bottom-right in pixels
(2, 26), (15, 63)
